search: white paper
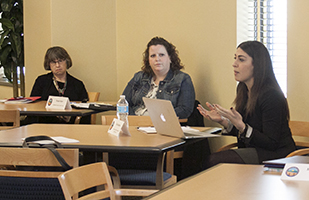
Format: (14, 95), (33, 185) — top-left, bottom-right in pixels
(70, 102), (90, 108)
(22, 136), (79, 145)
(181, 126), (200, 132)
(51, 136), (79, 143)
(137, 127), (157, 134)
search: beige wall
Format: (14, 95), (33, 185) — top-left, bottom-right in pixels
(24, 0), (52, 99)
(20, 0), (237, 124)
(1, 0), (308, 124)
(287, 0), (309, 121)
(22, 0), (117, 101)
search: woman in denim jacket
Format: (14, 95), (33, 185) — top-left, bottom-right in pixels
(123, 37), (195, 119)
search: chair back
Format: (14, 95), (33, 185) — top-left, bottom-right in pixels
(58, 162), (158, 200)
(0, 110), (20, 130)
(87, 92), (100, 102)
(101, 115), (176, 189)
(58, 162), (116, 200)
(87, 92), (100, 124)
(289, 121), (309, 137)
(102, 115), (153, 126)
(185, 100), (204, 127)
(0, 147), (79, 199)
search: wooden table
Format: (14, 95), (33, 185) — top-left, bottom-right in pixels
(0, 124), (184, 153)
(0, 124), (185, 189)
(145, 163), (309, 200)
(0, 101), (115, 124)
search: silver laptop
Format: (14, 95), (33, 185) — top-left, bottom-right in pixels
(143, 97), (221, 139)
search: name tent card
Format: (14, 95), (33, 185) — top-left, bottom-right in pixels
(108, 118), (124, 136)
(45, 96), (72, 110)
(281, 163), (309, 181)
(108, 118), (131, 136)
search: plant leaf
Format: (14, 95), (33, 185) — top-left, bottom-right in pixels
(0, 0), (13, 12)
(0, 45), (12, 66)
(0, 18), (15, 31)
(0, 30), (10, 47)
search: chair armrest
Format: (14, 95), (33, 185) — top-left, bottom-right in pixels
(286, 148), (309, 158)
(108, 165), (121, 189)
(114, 188), (158, 197)
(216, 143), (238, 152)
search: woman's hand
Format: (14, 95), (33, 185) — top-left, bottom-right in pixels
(197, 102), (225, 123)
(214, 104), (246, 132)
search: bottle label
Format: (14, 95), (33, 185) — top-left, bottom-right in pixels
(117, 105), (128, 114)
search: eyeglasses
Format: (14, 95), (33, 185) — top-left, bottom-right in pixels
(50, 59), (66, 66)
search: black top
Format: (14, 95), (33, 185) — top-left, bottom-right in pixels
(227, 88), (296, 163)
(30, 72), (88, 101)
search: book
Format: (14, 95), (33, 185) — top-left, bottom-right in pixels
(4, 96), (41, 104)
(263, 156), (309, 169)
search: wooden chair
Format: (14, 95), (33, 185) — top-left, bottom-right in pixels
(285, 120), (309, 157)
(101, 115), (177, 189)
(101, 115), (153, 127)
(58, 162), (158, 200)
(0, 147), (78, 199)
(0, 110), (20, 130)
(289, 120), (309, 147)
(286, 148), (309, 157)
(87, 92), (100, 124)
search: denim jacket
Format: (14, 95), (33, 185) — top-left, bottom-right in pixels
(123, 69), (195, 119)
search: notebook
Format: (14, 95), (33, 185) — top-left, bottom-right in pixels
(263, 156), (309, 169)
(142, 97), (222, 139)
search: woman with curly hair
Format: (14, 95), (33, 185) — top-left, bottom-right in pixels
(123, 37), (195, 119)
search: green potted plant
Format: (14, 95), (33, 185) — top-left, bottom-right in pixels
(0, 0), (24, 97)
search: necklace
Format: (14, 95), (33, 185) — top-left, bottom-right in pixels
(53, 76), (67, 96)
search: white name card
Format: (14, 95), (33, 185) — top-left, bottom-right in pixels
(45, 96), (72, 110)
(281, 163), (309, 181)
(108, 118), (124, 136)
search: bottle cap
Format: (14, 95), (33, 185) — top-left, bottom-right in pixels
(120, 95), (125, 98)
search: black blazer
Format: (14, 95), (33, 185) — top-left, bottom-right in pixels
(227, 88), (296, 163)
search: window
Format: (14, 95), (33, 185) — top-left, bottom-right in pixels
(237, 0), (287, 96)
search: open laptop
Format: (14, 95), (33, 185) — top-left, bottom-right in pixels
(143, 97), (222, 139)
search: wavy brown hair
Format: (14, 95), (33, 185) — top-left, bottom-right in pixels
(142, 37), (184, 75)
(234, 41), (289, 119)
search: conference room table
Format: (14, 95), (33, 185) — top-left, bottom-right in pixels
(0, 124), (184, 153)
(144, 163), (309, 200)
(0, 100), (115, 124)
(0, 124), (189, 189)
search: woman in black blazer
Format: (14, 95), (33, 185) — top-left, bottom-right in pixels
(198, 41), (296, 168)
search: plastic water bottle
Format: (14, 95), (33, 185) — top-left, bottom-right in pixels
(117, 95), (130, 135)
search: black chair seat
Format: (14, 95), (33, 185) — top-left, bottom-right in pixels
(118, 169), (172, 186)
(0, 176), (65, 200)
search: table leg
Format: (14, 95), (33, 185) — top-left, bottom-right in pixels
(74, 116), (82, 124)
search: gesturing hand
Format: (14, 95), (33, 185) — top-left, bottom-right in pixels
(213, 104), (246, 132)
(197, 102), (225, 124)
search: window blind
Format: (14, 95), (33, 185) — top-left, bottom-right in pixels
(238, 0), (287, 96)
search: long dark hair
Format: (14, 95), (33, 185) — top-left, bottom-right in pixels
(142, 37), (184, 75)
(234, 41), (289, 119)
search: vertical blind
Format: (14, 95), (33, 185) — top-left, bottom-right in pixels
(239, 0), (287, 96)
